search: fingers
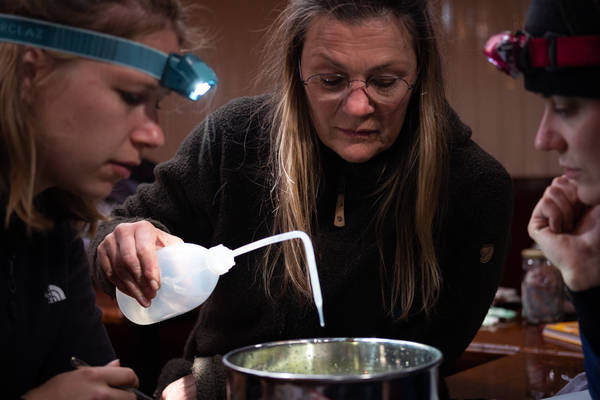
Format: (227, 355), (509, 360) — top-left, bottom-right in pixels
(96, 221), (182, 307)
(529, 176), (580, 235)
(118, 222), (160, 305)
(156, 229), (185, 248)
(102, 366), (139, 391)
(536, 204), (600, 291)
(114, 226), (152, 306)
(115, 227), (144, 282)
(28, 368), (139, 400)
(97, 233), (119, 286)
(79, 365), (140, 397)
(97, 224), (147, 306)
(105, 359), (121, 367)
(160, 374), (196, 400)
(134, 225), (163, 292)
(545, 177), (578, 232)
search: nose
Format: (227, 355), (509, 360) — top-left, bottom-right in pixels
(131, 107), (165, 149)
(534, 105), (566, 153)
(342, 81), (375, 116)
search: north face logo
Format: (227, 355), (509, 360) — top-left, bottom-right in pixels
(45, 284), (66, 304)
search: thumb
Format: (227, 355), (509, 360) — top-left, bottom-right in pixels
(156, 231), (184, 248)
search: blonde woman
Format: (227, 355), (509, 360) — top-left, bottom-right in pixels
(0, 0), (215, 398)
(91, 0), (513, 398)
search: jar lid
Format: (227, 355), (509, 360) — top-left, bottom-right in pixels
(521, 248), (545, 258)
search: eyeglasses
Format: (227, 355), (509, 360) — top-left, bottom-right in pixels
(302, 73), (415, 104)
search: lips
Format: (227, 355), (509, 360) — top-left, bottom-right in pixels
(563, 168), (582, 180)
(560, 162), (582, 180)
(339, 128), (377, 137)
(111, 160), (138, 179)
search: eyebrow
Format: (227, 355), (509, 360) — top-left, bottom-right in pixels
(310, 52), (412, 76)
(115, 70), (164, 94)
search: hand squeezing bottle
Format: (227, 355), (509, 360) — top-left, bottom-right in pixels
(116, 230), (324, 326)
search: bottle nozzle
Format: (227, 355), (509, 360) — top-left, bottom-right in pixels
(206, 244), (236, 275)
(232, 231), (325, 327)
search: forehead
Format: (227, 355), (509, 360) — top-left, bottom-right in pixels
(136, 25), (180, 54)
(301, 14), (416, 72)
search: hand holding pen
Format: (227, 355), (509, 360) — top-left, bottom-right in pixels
(20, 357), (146, 400)
(70, 356), (153, 400)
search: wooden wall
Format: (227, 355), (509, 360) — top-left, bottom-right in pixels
(441, 0), (559, 177)
(145, 0), (561, 178)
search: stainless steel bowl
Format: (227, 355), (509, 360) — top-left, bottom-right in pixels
(223, 337), (443, 399)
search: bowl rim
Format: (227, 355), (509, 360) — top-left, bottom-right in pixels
(222, 337), (443, 382)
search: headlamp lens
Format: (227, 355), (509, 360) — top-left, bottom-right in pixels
(190, 82), (213, 100)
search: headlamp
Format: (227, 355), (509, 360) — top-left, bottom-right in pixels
(484, 30), (600, 78)
(483, 31), (527, 78)
(0, 13), (217, 101)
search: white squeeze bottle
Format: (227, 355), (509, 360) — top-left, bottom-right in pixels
(116, 230), (324, 327)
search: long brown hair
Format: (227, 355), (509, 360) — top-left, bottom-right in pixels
(0, 0), (191, 232)
(259, 0), (449, 318)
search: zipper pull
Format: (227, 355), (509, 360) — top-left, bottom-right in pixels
(334, 193), (345, 227)
(333, 175), (346, 227)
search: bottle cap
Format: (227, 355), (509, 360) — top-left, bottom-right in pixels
(206, 244), (236, 275)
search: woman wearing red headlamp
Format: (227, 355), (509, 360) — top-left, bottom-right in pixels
(486, 0), (600, 398)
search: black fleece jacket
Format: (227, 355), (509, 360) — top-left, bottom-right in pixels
(90, 95), (513, 399)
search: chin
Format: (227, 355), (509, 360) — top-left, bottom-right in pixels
(76, 182), (115, 201)
(336, 148), (379, 164)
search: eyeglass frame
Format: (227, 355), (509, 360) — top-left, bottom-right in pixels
(300, 70), (416, 104)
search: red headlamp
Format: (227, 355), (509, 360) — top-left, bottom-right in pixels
(484, 30), (600, 78)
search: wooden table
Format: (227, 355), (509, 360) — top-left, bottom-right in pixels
(446, 318), (585, 399)
(95, 286), (124, 324)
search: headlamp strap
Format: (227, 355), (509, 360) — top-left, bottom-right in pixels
(0, 13), (217, 100)
(528, 35), (600, 70)
(0, 13), (167, 79)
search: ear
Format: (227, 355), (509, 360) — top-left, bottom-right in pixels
(21, 47), (54, 103)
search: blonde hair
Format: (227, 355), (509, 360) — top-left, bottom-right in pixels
(0, 0), (192, 232)
(259, 0), (449, 318)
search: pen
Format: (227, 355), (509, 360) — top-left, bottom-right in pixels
(70, 356), (154, 400)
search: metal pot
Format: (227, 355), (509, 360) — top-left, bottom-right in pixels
(222, 337), (443, 400)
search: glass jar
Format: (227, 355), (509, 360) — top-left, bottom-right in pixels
(520, 248), (565, 324)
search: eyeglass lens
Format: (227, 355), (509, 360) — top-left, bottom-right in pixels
(303, 73), (413, 103)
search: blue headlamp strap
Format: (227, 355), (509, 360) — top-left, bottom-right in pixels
(0, 13), (217, 100)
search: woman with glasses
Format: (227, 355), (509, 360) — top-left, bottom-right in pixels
(90, 0), (512, 398)
(0, 0), (214, 398)
(486, 0), (599, 397)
